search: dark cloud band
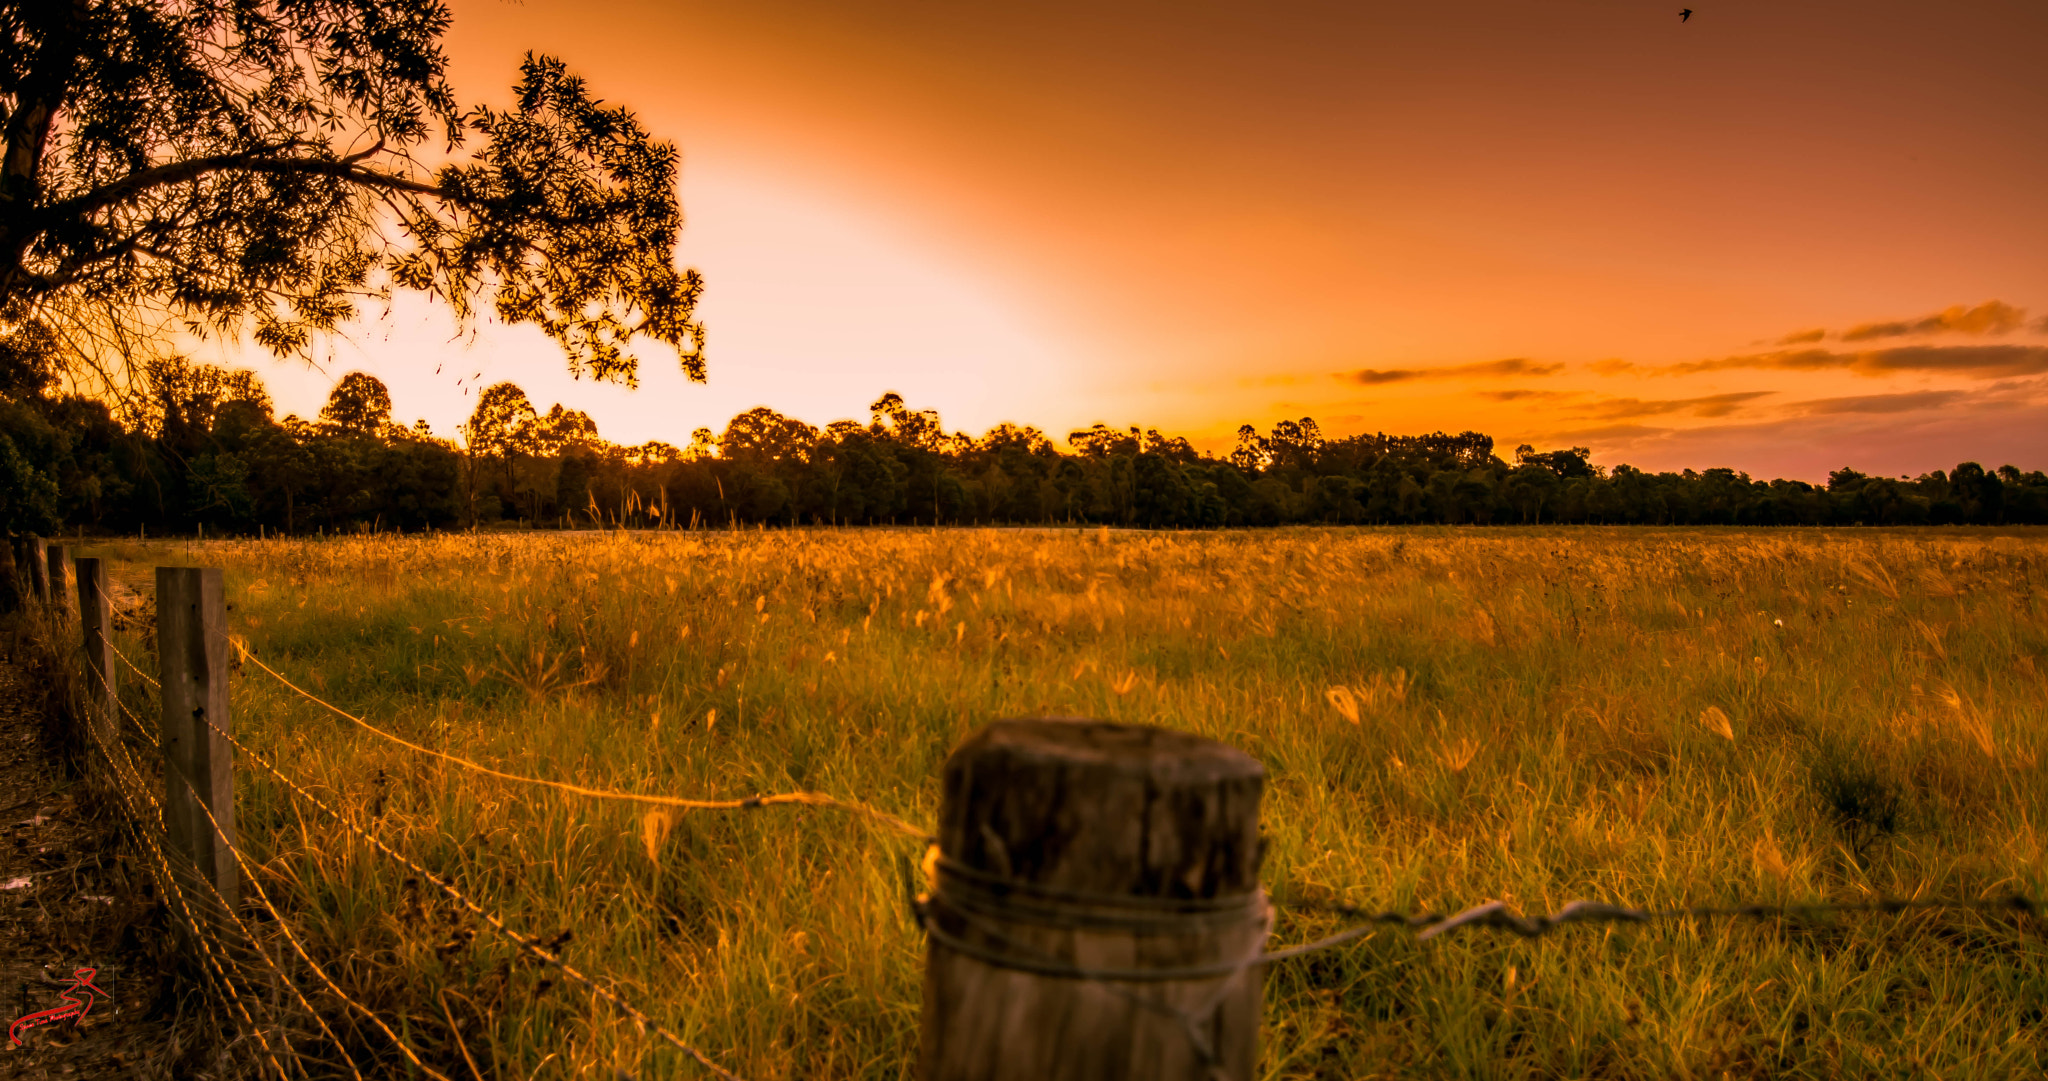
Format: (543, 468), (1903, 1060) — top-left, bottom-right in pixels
(1672, 344), (2048, 379)
(1840, 301), (2028, 342)
(1347, 357), (1562, 384)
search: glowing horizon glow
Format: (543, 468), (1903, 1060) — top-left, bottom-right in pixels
(223, 166), (1081, 449)
(211, 0), (2047, 481)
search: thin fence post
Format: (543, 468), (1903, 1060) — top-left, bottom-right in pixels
(0, 537), (21, 614)
(45, 542), (68, 611)
(921, 719), (1267, 1081)
(24, 535), (48, 603)
(77, 558), (114, 732)
(157, 566), (238, 914)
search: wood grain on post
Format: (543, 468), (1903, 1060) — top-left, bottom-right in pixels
(76, 558), (115, 731)
(0, 537), (21, 614)
(156, 567), (238, 913)
(45, 543), (67, 609)
(24, 536), (47, 602)
(922, 719), (1267, 1081)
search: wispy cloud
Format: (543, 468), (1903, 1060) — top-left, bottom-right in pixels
(1571, 391), (1775, 421)
(1839, 300), (2028, 342)
(1796, 390), (1968, 415)
(1670, 344), (2048, 379)
(1478, 388), (1579, 402)
(1752, 301), (2034, 349)
(1526, 400), (2048, 481)
(1345, 357), (1562, 385)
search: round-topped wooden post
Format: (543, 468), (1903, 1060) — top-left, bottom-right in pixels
(921, 719), (1267, 1081)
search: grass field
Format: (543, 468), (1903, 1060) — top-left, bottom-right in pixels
(76, 527), (2048, 1079)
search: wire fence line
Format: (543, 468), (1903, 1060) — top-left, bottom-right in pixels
(1272, 893), (2041, 943)
(227, 639), (930, 841)
(105, 636), (160, 691)
(78, 655), (307, 1078)
(57, 573), (2047, 1079)
(192, 691), (751, 1081)
(105, 634), (751, 1081)
(216, 634), (2046, 957)
(92, 634), (419, 1078)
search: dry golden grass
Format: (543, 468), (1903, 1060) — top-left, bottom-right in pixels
(78, 526), (2048, 1079)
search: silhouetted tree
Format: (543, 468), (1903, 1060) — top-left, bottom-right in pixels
(319, 372), (394, 435)
(2, 4), (704, 390)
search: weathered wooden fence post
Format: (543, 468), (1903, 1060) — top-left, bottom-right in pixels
(76, 558), (115, 731)
(0, 537), (22, 614)
(45, 543), (68, 610)
(23, 536), (48, 603)
(157, 567), (238, 913)
(921, 719), (1268, 1081)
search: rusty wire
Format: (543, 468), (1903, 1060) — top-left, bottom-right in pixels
(194, 706), (752, 1081)
(77, 684), (299, 1078)
(1270, 893), (2040, 943)
(104, 635), (160, 690)
(229, 637), (929, 840)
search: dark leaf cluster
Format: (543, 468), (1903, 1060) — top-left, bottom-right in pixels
(1, 0), (701, 390)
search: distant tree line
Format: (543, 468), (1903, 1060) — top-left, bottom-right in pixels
(0, 356), (2041, 536)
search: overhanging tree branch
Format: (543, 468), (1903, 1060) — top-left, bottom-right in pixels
(43, 148), (448, 227)
(4, 4), (704, 388)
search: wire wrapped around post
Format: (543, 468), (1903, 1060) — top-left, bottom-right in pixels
(920, 718), (1267, 1081)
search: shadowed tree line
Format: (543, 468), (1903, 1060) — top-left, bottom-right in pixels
(0, 359), (2041, 536)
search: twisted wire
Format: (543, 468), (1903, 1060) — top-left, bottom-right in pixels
(179, 765), (445, 1081)
(83, 626), (371, 1077)
(85, 645), (160, 749)
(919, 870), (2041, 983)
(78, 704), (296, 1079)
(229, 636), (927, 840)
(105, 636), (161, 690)
(195, 709), (751, 1081)
(92, 722), (360, 1081)
(1270, 894), (2040, 943)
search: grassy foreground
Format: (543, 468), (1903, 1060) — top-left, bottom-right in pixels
(80, 527), (2047, 1079)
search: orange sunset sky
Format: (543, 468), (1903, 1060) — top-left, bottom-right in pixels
(209, 0), (2048, 481)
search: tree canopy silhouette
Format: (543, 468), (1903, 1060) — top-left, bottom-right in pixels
(0, 0), (705, 391)
(2, 364), (2042, 534)
(319, 371), (393, 435)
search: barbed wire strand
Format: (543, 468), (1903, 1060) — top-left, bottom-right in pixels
(118, 698), (160, 749)
(921, 882), (2041, 983)
(78, 707), (296, 1080)
(105, 636), (160, 690)
(178, 761), (450, 1081)
(98, 648), (496, 1080)
(228, 637), (927, 840)
(89, 648), (163, 747)
(194, 708), (751, 1081)
(1273, 894), (2039, 943)
(93, 631), (417, 1079)
(86, 702), (346, 1076)
(88, 719), (362, 1081)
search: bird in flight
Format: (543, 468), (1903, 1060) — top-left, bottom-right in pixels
(1679, 8), (1693, 20)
